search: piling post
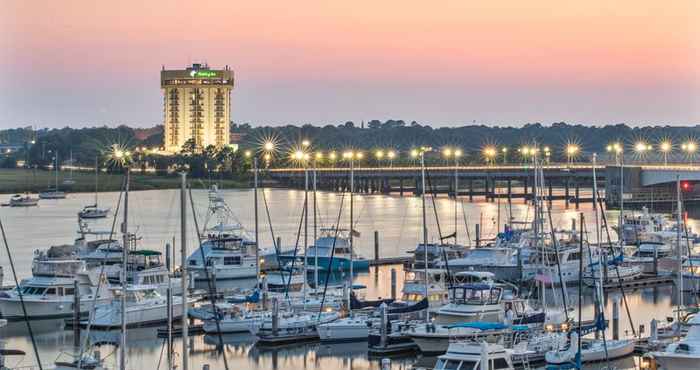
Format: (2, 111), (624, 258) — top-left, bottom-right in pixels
(564, 178), (570, 208)
(594, 300), (601, 340)
(165, 243), (171, 271)
(468, 179), (474, 202)
(575, 182), (580, 209)
(475, 224), (481, 248)
(571, 219), (576, 233)
(612, 297), (620, 340)
(374, 231), (380, 262)
(507, 180), (512, 203)
(380, 304), (387, 347)
(73, 280), (80, 349)
(653, 247), (658, 276)
(272, 297), (279, 336)
(390, 268), (397, 300)
(650, 319), (658, 342)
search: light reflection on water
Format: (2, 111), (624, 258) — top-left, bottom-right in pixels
(0, 188), (696, 369)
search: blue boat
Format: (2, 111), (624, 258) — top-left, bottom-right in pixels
(278, 228), (370, 272)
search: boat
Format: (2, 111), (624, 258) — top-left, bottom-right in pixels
(0, 267), (112, 320)
(260, 268), (306, 293)
(202, 308), (270, 334)
(39, 153), (66, 199)
(78, 205), (109, 219)
(277, 228), (370, 272)
(409, 243), (467, 269)
(545, 332), (635, 364)
(614, 207), (668, 244)
(401, 268), (450, 309)
(434, 340), (515, 370)
(625, 241), (674, 273)
(8, 193), (39, 207)
(582, 256), (643, 287)
(187, 185), (257, 281)
(434, 284), (507, 324)
(318, 313), (379, 343)
(438, 247), (522, 282)
(84, 285), (189, 329)
(648, 314), (700, 370)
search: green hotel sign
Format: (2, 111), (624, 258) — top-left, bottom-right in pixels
(189, 70), (217, 78)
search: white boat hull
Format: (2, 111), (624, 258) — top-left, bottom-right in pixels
(653, 353), (700, 370)
(190, 265), (257, 281)
(0, 296), (108, 320)
(87, 298), (187, 329)
(546, 339), (635, 364)
(318, 317), (373, 342)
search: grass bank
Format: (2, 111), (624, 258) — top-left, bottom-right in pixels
(0, 168), (248, 194)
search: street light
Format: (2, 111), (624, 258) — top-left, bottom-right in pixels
(387, 150), (396, 167)
(301, 139), (311, 148)
(682, 141), (697, 165)
(375, 150), (384, 160)
(606, 142), (623, 165)
(482, 146), (497, 165)
(410, 149), (419, 159)
(565, 144), (580, 165)
(659, 140), (672, 165)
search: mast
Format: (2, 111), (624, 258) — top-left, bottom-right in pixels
(619, 152), (624, 248)
(254, 158), (259, 282)
(421, 149), (429, 323)
(55, 151), (59, 190)
(592, 154), (601, 252)
(303, 166), (308, 309)
(454, 155), (458, 244)
(119, 168), (129, 370)
(676, 175), (683, 324)
(94, 156), (99, 206)
(180, 172), (188, 370)
(313, 164), (318, 295)
(348, 156), (354, 312)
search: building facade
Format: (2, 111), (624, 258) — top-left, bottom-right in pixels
(161, 63), (234, 152)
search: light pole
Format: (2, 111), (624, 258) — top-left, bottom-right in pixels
(501, 147), (508, 164)
(660, 141), (672, 166)
(682, 141), (697, 165)
(566, 144), (579, 166)
(387, 150), (396, 167)
(443, 147), (462, 244)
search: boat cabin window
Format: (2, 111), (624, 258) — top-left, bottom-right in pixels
(64, 287), (75, 296)
(224, 256), (241, 265)
(443, 359), (462, 370)
(450, 286), (501, 305)
(189, 260), (198, 266)
(45, 288), (56, 295)
(492, 358), (510, 369)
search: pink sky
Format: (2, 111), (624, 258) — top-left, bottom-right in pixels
(1, 0), (699, 127)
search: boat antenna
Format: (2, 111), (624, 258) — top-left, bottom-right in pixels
(188, 186), (230, 370)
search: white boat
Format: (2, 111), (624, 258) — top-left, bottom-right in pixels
(625, 241), (673, 273)
(318, 314), (379, 342)
(409, 243), (467, 269)
(39, 190), (66, 199)
(614, 207), (668, 244)
(434, 284), (506, 325)
(252, 311), (340, 336)
(8, 194), (39, 207)
(649, 314), (700, 370)
(521, 246), (587, 285)
(0, 270), (112, 320)
(401, 268), (450, 309)
(278, 227), (369, 271)
(582, 260), (643, 287)
(187, 186), (257, 281)
(85, 286), (189, 329)
(545, 332), (635, 364)
(78, 204), (110, 219)
(203, 309), (271, 334)
(434, 340), (514, 370)
(261, 269), (306, 293)
(438, 247), (520, 281)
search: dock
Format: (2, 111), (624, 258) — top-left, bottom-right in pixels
(370, 256), (412, 266)
(600, 273), (674, 291)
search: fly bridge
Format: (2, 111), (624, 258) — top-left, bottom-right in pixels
(266, 165), (604, 208)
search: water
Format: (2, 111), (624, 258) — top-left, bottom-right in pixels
(0, 188), (695, 369)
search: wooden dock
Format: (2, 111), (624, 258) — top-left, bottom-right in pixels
(601, 274), (674, 290)
(369, 256), (412, 266)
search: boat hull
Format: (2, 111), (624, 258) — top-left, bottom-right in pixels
(190, 265), (257, 281)
(277, 255), (369, 272)
(0, 297), (107, 320)
(653, 353), (700, 370)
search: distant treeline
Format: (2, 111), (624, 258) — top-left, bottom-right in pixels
(1, 121), (699, 174)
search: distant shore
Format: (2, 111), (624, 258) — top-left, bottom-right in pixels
(0, 168), (249, 194)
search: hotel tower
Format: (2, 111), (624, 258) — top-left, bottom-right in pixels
(161, 63), (234, 152)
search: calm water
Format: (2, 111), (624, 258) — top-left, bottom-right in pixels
(0, 188), (696, 369)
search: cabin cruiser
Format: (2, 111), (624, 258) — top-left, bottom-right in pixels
(614, 207), (667, 244)
(0, 265), (112, 320)
(260, 268), (307, 293)
(438, 247), (521, 281)
(521, 246), (585, 285)
(434, 284), (536, 325)
(8, 194), (39, 207)
(409, 243), (467, 269)
(624, 241), (673, 273)
(85, 285), (189, 329)
(278, 228), (369, 272)
(648, 313), (700, 369)
(434, 340), (514, 370)
(203, 308), (271, 334)
(402, 268), (450, 309)
(251, 310), (340, 337)
(318, 313), (380, 343)
(582, 256), (643, 287)
(39, 189), (66, 199)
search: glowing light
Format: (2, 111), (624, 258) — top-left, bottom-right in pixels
(501, 147), (507, 153)
(410, 149), (419, 158)
(660, 141), (672, 153)
(482, 146), (497, 159)
(329, 152), (337, 160)
(454, 149), (463, 157)
(263, 153), (271, 161)
(387, 151), (396, 159)
(263, 141), (275, 152)
(356, 152), (364, 160)
(566, 144), (580, 156)
(301, 139), (311, 148)
(375, 150), (384, 159)
(442, 148), (452, 157)
(315, 152), (323, 160)
(682, 141), (697, 153)
(634, 142), (648, 153)
(294, 150), (304, 160)
(244, 150), (252, 158)
(607, 142), (622, 154)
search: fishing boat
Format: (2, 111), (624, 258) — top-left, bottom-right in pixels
(434, 340), (515, 370)
(0, 267), (112, 320)
(647, 314), (700, 370)
(187, 185), (257, 281)
(84, 285), (188, 329)
(8, 193), (39, 207)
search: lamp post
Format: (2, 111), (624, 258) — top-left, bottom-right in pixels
(682, 141), (697, 165)
(501, 147), (508, 164)
(387, 150), (396, 168)
(660, 141), (672, 166)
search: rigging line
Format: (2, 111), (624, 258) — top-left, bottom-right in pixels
(594, 189), (637, 337)
(188, 186), (230, 370)
(318, 191), (347, 320)
(425, 169), (453, 287)
(78, 176), (126, 369)
(546, 202), (570, 322)
(461, 202), (472, 247)
(281, 191), (307, 301)
(683, 216), (698, 295)
(0, 218), (42, 370)
(424, 169), (443, 240)
(260, 188), (281, 266)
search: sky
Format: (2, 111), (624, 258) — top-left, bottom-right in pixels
(1, 0), (699, 128)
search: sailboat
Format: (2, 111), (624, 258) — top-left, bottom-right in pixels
(39, 152), (66, 199)
(78, 158), (109, 219)
(8, 193), (39, 207)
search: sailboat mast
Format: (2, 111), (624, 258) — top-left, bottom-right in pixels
(95, 156), (99, 206)
(180, 172), (188, 370)
(55, 151), (59, 190)
(254, 158), (259, 282)
(313, 165), (318, 295)
(676, 175), (683, 323)
(303, 166), (308, 309)
(348, 157), (354, 312)
(421, 149), (429, 323)
(120, 167), (129, 370)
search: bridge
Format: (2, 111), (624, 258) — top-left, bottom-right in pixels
(265, 163), (700, 209)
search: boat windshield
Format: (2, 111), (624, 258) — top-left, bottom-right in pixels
(435, 359), (477, 370)
(450, 285), (501, 305)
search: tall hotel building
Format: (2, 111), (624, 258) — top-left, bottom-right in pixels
(161, 63), (234, 152)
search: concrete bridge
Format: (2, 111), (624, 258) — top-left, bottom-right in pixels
(266, 163), (700, 209)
